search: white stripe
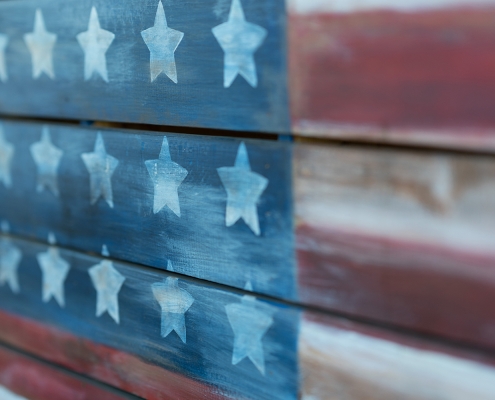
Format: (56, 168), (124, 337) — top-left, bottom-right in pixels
(0, 386), (27, 400)
(288, 0), (495, 15)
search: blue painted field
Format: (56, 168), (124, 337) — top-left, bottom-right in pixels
(0, 0), (289, 133)
(0, 234), (300, 400)
(0, 120), (296, 300)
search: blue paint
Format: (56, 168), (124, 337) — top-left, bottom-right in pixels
(0, 0), (289, 133)
(0, 120), (296, 301)
(0, 236), (300, 400)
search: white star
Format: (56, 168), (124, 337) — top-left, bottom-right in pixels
(225, 282), (274, 375)
(88, 247), (125, 324)
(212, 0), (267, 88)
(30, 126), (63, 197)
(77, 7), (115, 82)
(145, 137), (188, 216)
(0, 235), (22, 294)
(152, 274), (194, 343)
(0, 34), (8, 82)
(24, 9), (57, 80)
(81, 133), (119, 208)
(37, 234), (70, 307)
(141, 1), (184, 83)
(217, 142), (268, 235)
(0, 126), (14, 189)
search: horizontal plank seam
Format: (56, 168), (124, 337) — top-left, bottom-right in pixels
(0, 338), (144, 400)
(4, 231), (495, 359)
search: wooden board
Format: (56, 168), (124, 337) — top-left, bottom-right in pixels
(0, 343), (132, 400)
(0, 0), (288, 133)
(295, 142), (495, 349)
(300, 313), (495, 400)
(0, 234), (299, 400)
(288, 0), (495, 150)
(0, 120), (295, 301)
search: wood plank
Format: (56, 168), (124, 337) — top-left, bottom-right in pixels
(0, 234), (299, 400)
(0, 0), (288, 133)
(0, 343), (131, 400)
(288, 0), (495, 149)
(295, 142), (495, 349)
(300, 313), (495, 400)
(0, 120), (295, 301)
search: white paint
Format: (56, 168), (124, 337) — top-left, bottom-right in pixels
(212, 0), (267, 88)
(81, 133), (119, 208)
(217, 142), (268, 236)
(0, 126), (14, 188)
(101, 244), (110, 257)
(145, 137), (188, 216)
(141, 1), (184, 83)
(77, 7), (115, 82)
(0, 386), (28, 400)
(37, 234), (70, 307)
(301, 320), (495, 399)
(0, 34), (8, 82)
(88, 254), (125, 324)
(152, 275), (194, 343)
(30, 127), (63, 197)
(225, 282), (273, 375)
(0, 236), (22, 294)
(23, 9), (56, 79)
(288, 0), (495, 14)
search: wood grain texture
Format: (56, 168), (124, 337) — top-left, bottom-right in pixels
(0, 310), (230, 400)
(0, 120), (295, 301)
(0, 344), (130, 400)
(0, 234), (299, 400)
(300, 313), (495, 400)
(288, 2), (495, 149)
(0, 0), (288, 133)
(295, 143), (495, 349)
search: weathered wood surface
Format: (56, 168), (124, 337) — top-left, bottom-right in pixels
(300, 313), (495, 400)
(0, 0), (288, 133)
(288, 0), (495, 150)
(0, 234), (299, 400)
(0, 343), (131, 400)
(0, 120), (295, 301)
(295, 143), (495, 349)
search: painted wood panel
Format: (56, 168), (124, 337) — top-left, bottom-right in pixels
(295, 143), (495, 349)
(0, 0), (288, 133)
(0, 344), (131, 400)
(289, 0), (495, 149)
(0, 234), (300, 400)
(300, 313), (495, 400)
(0, 119), (295, 301)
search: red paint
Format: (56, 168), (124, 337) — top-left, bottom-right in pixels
(289, 7), (495, 146)
(0, 346), (126, 400)
(0, 311), (229, 400)
(297, 223), (495, 350)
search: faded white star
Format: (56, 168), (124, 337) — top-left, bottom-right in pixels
(225, 282), (274, 375)
(212, 0), (267, 88)
(88, 247), (125, 324)
(217, 142), (268, 235)
(77, 7), (115, 82)
(81, 133), (119, 208)
(145, 137), (188, 216)
(0, 34), (8, 82)
(30, 126), (63, 197)
(141, 1), (184, 83)
(0, 235), (22, 294)
(0, 126), (14, 189)
(37, 234), (70, 307)
(152, 275), (194, 343)
(24, 9), (57, 79)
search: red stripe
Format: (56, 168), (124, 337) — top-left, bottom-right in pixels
(0, 311), (229, 400)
